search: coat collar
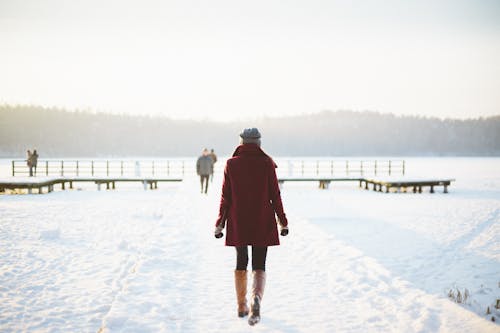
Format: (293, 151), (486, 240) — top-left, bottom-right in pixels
(232, 144), (277, 168)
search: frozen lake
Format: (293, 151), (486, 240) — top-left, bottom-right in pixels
(1, 157), (499, 332)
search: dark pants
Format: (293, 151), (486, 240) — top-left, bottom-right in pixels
(28, 165), (33, 177)
(200, 174), (209, 193)
(236, 246), (268, 271)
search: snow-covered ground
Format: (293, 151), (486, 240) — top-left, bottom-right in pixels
(1, 158), (499, 332)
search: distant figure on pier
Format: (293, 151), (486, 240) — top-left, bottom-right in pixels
(134, 161), (141, 177)
(209, 148), (217, 182)
(197, 148), (214, 194)
(26, 150), (34, 177)
(32, 149), (39, 176)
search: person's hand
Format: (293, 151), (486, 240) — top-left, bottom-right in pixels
(214, 225), (224, 239)
(280, 226), (289, 236)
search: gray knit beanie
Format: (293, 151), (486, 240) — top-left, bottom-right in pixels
(240, 128), (261, 145)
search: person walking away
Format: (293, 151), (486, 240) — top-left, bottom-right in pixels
(32, 149), (39, 176)
(209, 148), (217, 182)
(26, 150), (33, 177)
(214, 128), (289, 326)
(197, 148), (214, 194)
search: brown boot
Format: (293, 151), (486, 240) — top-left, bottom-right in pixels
(234, 270), (249, 317)
(248, 270), (266, 326)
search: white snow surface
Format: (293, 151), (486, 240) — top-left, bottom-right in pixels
(1, 158), (500, 332)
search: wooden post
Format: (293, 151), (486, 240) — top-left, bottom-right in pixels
(106, 182), (110, 190)
(444, 184), (448, 193)
(62, 182), (65, 190)
(388, 160), (392, 176)
(402, 160), (405, 176)
(360, 161), (363, 176)
(359, 180), (362, 188)
(76, 161), (79, 177)
(61, 161), (64, 176)
(46, 161), (49, 176)
(374, 160), (377, 176)
(11, 160), (15, 177)
(112, 181), (116, 190)
(365, 181), (369, 190)
(106, 161), (109, 177)
(91, 161), (94, 176)
(430, 185), (435, 193)
(70, 181), (73, 189)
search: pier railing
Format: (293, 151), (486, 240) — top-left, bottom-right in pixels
(12, 159), (404, 178)
(11, 160), (191, 177)
(276, 159), (405, 177)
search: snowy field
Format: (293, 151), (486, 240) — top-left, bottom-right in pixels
(1, 157), (499, 332)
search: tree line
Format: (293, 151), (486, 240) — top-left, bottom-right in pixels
(1, 104), (499, 157)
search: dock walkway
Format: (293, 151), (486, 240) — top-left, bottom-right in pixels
(278, 177), (455, 193)
(0, 177), (182, 194)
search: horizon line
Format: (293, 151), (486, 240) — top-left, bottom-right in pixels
(1, 102), (499, 122)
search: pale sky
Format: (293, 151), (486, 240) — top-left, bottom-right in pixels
(1, 0), (499, 120)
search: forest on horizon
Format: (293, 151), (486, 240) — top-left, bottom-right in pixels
(1, 104), (499, 157)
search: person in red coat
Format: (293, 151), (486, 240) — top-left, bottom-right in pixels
(214, 128), (289, 326)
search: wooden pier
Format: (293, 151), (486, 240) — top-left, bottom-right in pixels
(360, 178), (454, 193)
(3, 158), (454, 194)
(0, 177), (182, 194)
(278, 177), (455, 193)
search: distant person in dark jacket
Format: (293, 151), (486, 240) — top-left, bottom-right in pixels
(32, 149), (39, 176)
(209, 148), (217, 182)
(26, 150), (33, 177)
(197, 148), (214, 194)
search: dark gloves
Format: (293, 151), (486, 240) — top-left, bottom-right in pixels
(214, 224), (224, 239)
(277, 216), (289, 236)
(280, 225), (289, 236)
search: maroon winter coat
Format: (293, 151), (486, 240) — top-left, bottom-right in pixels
(215, 144), (288, 247)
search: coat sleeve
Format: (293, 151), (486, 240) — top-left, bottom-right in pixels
(215, 162), (231, 227)
(268, 160), (288, 227)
